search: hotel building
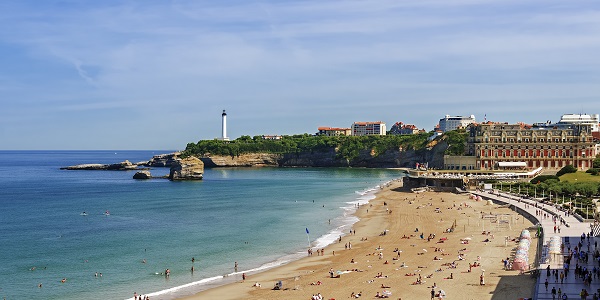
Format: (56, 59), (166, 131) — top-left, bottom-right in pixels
(317, 127), (352, 136)
(351, 122), (386, 136)
(439, 115), (476, 132)
(465, 122), (596, 170)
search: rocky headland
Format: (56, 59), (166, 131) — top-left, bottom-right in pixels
(197, 139), (448, 168)
(60, 138), (448, 180)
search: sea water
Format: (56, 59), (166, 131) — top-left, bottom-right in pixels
(0, 151), (402, 300)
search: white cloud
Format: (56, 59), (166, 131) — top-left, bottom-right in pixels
(0, 0), (599, 149)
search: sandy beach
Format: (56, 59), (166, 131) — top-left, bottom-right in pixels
(181, 180), (537, 300)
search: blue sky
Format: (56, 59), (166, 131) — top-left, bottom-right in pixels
(1, 0), (599, 150)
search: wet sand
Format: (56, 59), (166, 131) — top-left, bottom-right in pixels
(181, 181), (537, 300)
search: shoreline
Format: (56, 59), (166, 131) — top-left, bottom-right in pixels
(125, 179), (398, 300)
(176, 181), (538, 300)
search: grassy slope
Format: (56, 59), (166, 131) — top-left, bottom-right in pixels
(560, 172), (600, 182)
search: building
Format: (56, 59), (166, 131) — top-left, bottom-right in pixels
(557, 113), (599, 132)
(351, 122), (386, 136)
(443, 155), (478, 170)
(465, 122), (596, 170)
(317, 127), (352, 136)
(261, 135), (283, 140)
(389, 122), (421, 135)
(438, 115), (476, 132)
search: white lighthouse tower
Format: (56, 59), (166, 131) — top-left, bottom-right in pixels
(221, 110), (229, 141)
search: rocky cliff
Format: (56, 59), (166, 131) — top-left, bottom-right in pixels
(169, 157), (204, 180)
(197, 139), (449, 168)
(199, 153), (280, 168)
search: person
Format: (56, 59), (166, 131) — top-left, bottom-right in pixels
(242, 273), (246, 281)
(545, 278), (549, 291)
(234, 261), (238, 272)
(552, 287), (557, 299)
(431, 287), (435, 299)
(581, 288), (589, 299)
(480, 274), (485, 285)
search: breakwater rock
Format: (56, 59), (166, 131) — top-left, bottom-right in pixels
(169, 157), (204, 180)
(133, 170), (152, 179)
(61, 160), (144, 170)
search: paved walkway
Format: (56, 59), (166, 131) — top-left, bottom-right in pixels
(473, 190), (599, 300)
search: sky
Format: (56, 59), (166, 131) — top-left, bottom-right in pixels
(1, 0), (599, 150)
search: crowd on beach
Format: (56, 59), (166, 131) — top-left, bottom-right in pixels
(157, 189), (540, 300)
(186, 184), (537, 300)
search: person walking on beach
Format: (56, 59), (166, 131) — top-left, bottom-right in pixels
(431, 287), (435, 299)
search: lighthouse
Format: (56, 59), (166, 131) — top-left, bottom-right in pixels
(221, 110), (229, 141)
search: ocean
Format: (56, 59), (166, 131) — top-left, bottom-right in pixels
(0, 150), (402, 300)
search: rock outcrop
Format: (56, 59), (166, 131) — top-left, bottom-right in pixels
(169, 157), (204, 180)
(146, 152), (181, 167)
(61, 160), (141, 170)
(133, 170), (152, 179)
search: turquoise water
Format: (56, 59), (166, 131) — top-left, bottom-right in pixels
(0, 151), (402, 299)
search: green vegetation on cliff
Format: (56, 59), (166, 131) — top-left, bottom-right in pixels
(182, 132), (433, 161)
(442, 129), (467, 156)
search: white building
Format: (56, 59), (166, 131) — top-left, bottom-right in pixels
(557, 113), (599, 132)
(438, 115), (476, 132)
(351, 122), (386, 136)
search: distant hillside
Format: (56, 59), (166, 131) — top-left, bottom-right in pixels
(182, 131), (467, 168)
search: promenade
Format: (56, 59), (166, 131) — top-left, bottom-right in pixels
(473, 190), (599, 300)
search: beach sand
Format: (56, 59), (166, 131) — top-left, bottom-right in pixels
(181, 181), (537, 300)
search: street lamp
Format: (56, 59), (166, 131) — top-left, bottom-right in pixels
(586, 205), (589, 220)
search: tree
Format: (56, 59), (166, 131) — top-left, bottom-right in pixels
(556, 165), (578, 177)
(575, 182), (600, 198)
(594, 154), (600, 169)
